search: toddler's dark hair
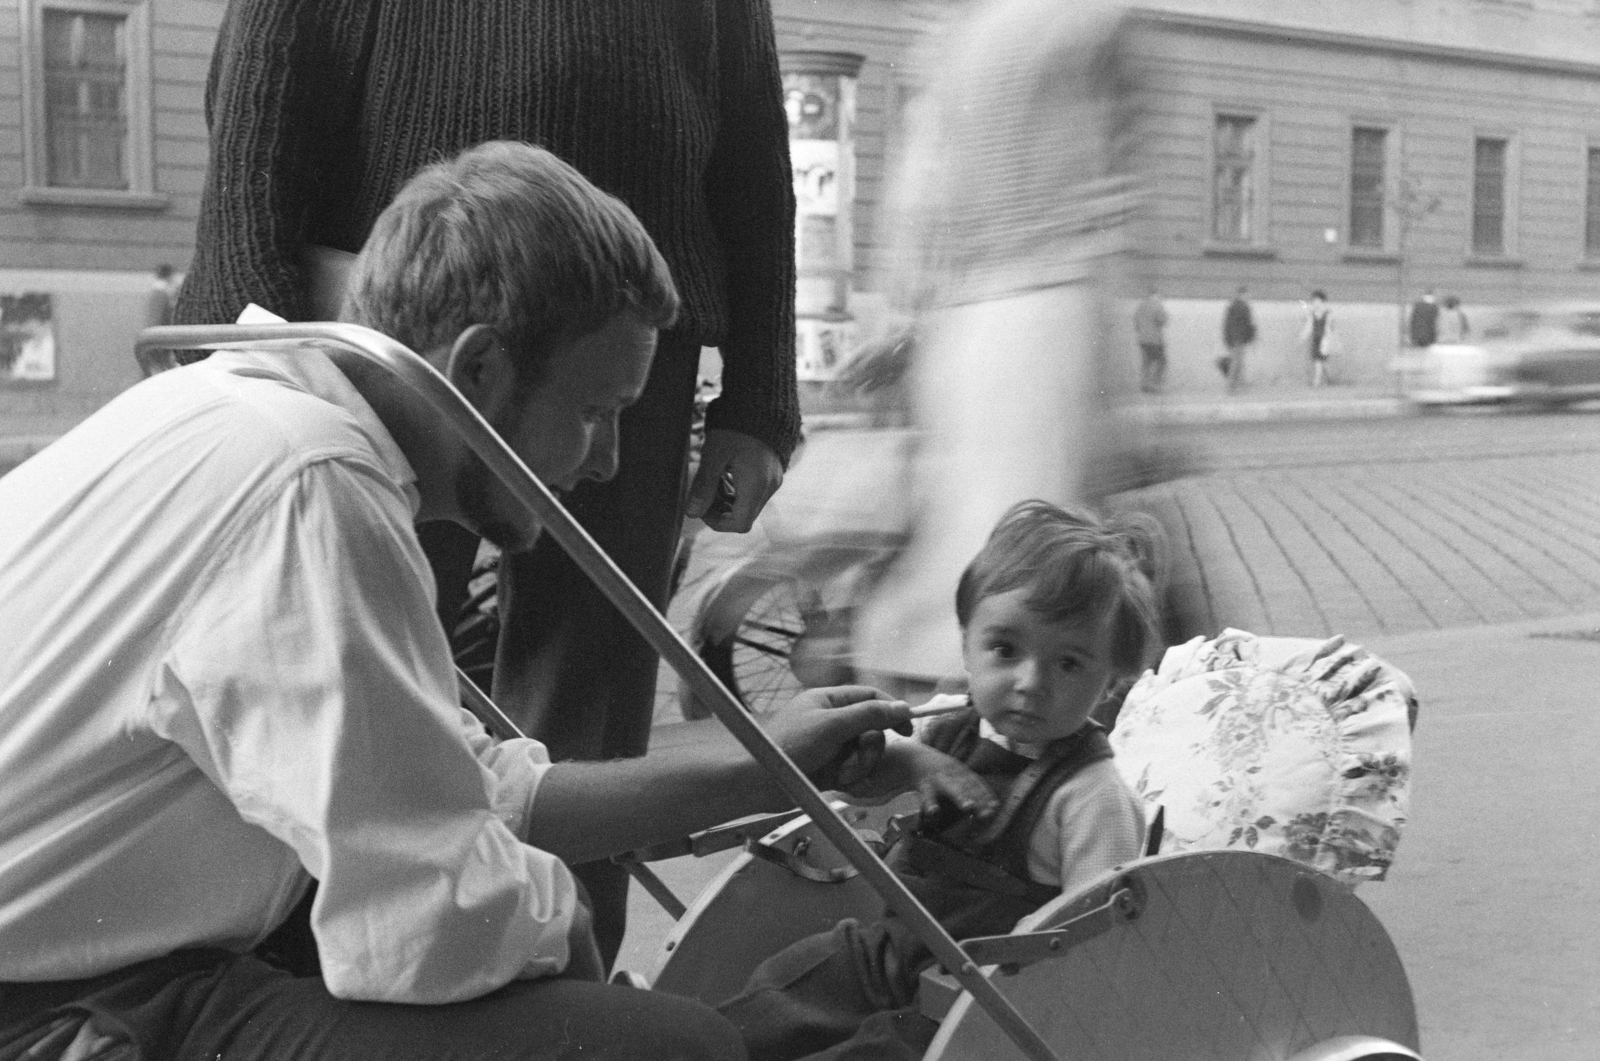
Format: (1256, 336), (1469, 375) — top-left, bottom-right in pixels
(955, 500), (1165, 674)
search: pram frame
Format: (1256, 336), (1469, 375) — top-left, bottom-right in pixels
(135, 322), (1062, 1061)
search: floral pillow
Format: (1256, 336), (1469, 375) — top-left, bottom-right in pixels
(1109, 629), (1416, 887)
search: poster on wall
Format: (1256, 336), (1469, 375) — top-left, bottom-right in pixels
(0, 294), (56, 384)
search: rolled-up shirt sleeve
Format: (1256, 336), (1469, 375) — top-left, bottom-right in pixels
(146, 454), (575, 1004)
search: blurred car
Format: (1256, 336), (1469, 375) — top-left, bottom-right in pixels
(1393, 302), (1600, 408)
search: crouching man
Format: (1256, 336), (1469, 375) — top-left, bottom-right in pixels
(0, 142), (907, 1061)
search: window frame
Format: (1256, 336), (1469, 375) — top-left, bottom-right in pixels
(17, 0), (167, 210)
(1205, 106), (1272, 255)
(1467, 129), (1519, 261)
(1583, 140), (1600, 263)
(1344, 121), (1401, 257)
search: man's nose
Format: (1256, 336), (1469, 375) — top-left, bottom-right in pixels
(583, 420), (622, 483)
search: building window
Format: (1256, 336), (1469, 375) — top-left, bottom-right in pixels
(1472, 136), (1508, 255)
(1212, 114), (1258, 242)
(43, 9), (128, 189)
(1586, 147), (1600, 259)
(1349, 127), (1387, 249)
(20, 0), (163, 208)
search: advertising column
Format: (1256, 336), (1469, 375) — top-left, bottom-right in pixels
(781, 51), (864, 383)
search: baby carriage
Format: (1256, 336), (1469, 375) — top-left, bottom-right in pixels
(140, 320), (1424, 1061)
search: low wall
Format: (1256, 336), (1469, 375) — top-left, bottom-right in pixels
(842, 292), (1414, 396)
(0, 269), (159, 447)
(1114, 298), (1409, 393)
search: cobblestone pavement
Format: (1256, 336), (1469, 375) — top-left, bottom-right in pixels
(1129, 448), (1600, 642)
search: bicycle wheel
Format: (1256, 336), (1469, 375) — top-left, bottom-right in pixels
(692, 576), (812, 716)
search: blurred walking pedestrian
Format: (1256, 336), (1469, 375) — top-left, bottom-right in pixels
(1134, 285), (1168, 393)
(1301, 289), (1335, 387)
(1220, 286), (1255, 393)
(855, 0), (1150, 685)
(1437, 294), (1470, 344)
(1408, 288), (1439, 348)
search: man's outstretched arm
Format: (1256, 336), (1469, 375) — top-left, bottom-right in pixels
(524, 687), (911, 863)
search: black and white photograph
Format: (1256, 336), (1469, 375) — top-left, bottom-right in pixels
(2, 2), (1597, 1059)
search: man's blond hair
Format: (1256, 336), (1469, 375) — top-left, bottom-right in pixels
(344, 141), (678, 380)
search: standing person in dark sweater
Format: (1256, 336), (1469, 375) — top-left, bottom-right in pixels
(1219, 285), (1256, 394)
(1408, 289), (1439, 349)
(174, 0), (801, 965)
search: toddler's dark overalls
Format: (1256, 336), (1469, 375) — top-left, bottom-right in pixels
(719, 709), (1112, 1061)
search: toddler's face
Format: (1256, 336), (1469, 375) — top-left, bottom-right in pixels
(961, 587), (1117, 746)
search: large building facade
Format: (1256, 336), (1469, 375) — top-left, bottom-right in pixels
(5, 0), (1600, 443)
(0, 0), (217, 443)
(1128, 0), (1600, 386)
(774, 0), (1600, 387)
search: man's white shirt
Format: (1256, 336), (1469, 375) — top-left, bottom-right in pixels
(0, 310), (576, 1003)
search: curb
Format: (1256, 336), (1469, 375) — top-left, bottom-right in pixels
(804, 396), (1411, 433)
(1138, 396), (1409, 425)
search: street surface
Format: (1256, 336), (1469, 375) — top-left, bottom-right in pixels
(12, 406), (1595, 1057)
(628, 406), (1600, 1060)
(1139, 408), (1600, 1061)
(1133, 406), (1600, 642)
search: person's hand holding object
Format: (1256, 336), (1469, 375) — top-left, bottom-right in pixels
(760, 685), (913, 797)
(686, 428), (784, 532)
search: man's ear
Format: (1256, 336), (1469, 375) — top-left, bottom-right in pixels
(443, 324), (518, 407)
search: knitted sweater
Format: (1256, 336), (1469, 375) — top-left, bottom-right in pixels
(174, 0), (801, 462)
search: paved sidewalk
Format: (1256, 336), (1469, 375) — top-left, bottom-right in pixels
(1358, 612), (1600, 1061)
(620, 613), (1600, 1061)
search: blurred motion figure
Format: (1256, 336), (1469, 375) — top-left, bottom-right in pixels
(855, 0), (1148, 687)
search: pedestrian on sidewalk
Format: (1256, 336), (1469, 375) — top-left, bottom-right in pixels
(1134, 284), (1168, 393)
(1437, 294), (1470, 345)
(1408, 288), (1439, 349)
(1300, 289), (1337, 388)
(1220, 286), (1255, 394)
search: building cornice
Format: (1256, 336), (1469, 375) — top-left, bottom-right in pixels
(1131, 6), (1600, 80)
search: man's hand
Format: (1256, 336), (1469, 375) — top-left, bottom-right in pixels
(760, 685), (913, 796)
(526, 685), (911, 862)
(686, 428), (783, 532)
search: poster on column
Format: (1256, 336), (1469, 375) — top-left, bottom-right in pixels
(0, 294), (56, 384)
(791, 138), (839, 220)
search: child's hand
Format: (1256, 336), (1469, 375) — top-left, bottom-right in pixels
(906, 744), (998, 822)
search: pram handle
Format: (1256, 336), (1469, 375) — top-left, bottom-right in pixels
(136, 323), (1060, 1061)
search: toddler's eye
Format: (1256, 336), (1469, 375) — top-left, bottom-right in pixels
(1058, 657), (1083, 673)
(987, 641), (1015, 659)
